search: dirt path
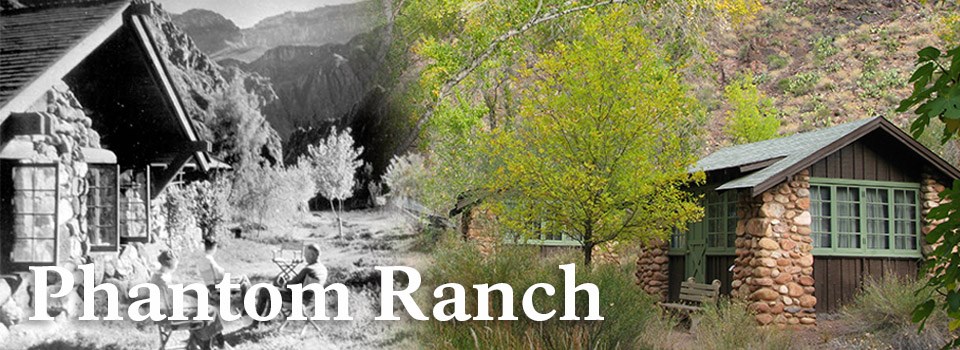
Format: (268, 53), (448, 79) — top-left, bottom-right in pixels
(8, 209), (423, 350)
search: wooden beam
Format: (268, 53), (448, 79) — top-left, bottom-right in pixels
(128, 15), (210, 173)
(151, 153), (192, 197)
(0, 3), (128, 120)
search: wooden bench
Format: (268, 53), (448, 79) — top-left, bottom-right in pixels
(659, 277), (721, 332)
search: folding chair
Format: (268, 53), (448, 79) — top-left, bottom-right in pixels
(272, 241), (304, 281)
(276, 273), (324, 337)
(154, 279), (216, 350)
(277, 295), (322, 337)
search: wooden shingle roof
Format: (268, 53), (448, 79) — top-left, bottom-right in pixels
(0, 0), (129, 112)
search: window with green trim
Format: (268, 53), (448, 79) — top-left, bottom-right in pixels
(705, 191), (738, 251)
(809, 178), (920, 256)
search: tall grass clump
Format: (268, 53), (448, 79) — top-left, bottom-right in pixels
(418, 239), (660, 349)
(841, 273), (950, 349)
(693, 298), (794, 350)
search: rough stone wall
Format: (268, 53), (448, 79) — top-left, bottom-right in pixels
(22, 82), (101, 269)
(921, 174), (948, 257)
(732, 170), (817, 326)
(635, 239), (669, 300)
(0, 83), (165, 334)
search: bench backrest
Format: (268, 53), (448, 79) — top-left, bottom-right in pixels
(678, 277), (721, 305)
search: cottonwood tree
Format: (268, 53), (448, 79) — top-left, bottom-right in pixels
(485, 10), (704, 265)
(901, 44), (960, 347)
(389, 0), (764, 155)
(300, 127), (364, 237)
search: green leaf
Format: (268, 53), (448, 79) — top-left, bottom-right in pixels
(913, 299), (936, 324)
(918, 46), (942, 62)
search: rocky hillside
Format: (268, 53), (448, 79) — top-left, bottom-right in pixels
(703, 0), (954, 157)
(141, 6), (284, 165)
(168, 9), (245, 57)
(171, 0), (380, 63)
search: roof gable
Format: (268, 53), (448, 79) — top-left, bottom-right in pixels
(695, 117), (960, 196)
(1, 1), (211, 172)
(0, 0), (129, 115)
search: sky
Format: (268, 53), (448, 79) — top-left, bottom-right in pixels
(156, 0), (364, 28)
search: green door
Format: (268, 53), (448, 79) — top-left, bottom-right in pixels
(686, 219), (707, 283)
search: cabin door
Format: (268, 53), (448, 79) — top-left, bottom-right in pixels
(686, 220), (707, 283)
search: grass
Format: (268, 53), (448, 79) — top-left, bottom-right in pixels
(839, 273), (951, 349)
(693, 298), (795, 350)
(417, 239), (660, 349)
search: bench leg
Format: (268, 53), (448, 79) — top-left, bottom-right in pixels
(689, 314), (701, 334)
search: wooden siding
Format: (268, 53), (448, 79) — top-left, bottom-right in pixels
(813, 256), (919, 313)
(706, 255), (736, 297)
(667, 255), (685, 302)
(808, 133), (923, 183)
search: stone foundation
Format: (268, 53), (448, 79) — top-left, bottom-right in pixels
(635, 239), (669, 300)
(732, 170), (816, 326)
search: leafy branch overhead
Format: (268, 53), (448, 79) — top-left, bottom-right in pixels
(902, 44), (960, 347)
(899, 46), (960, 142)
(392, 0), (763, 155)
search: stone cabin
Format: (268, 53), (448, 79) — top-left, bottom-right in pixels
(636, 116), (960, 326)
(0, 0), (221, 320)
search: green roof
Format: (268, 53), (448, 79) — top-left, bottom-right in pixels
(693, 117), (960, 196)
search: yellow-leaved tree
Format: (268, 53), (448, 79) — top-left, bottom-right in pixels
(485, 9), (705, 265)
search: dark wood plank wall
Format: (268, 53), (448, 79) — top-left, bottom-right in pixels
(706, 255), (736, 296)
(808, 134), (921, 182)
(813, 257), (919, 313)
(667, 255), (685, 302)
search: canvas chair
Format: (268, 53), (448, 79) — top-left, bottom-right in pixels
(276, 274), (323, 337)
(153, 278), (217, 350)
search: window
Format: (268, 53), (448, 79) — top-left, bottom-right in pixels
(705, 191), (738, 252)
(519, 221), (581, 247)
(809, 178), (920, 257)
(86, 164), (119, 252)
(119, 168), (150, 243)
(4, 163), (59, 266)
(669, 190), (738, 253)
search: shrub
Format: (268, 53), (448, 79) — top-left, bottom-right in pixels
(811, 36), (839, 62)
(383, 153), (427, 208)
(418, 239), (659, 349)
(841, 274), (950, 349)
(767, 54), (789, 70)
(723, 74), (780, 144)
(229, 163), (316, 229)
(777, 71), (820, 96)
(694, 298), (794, 350)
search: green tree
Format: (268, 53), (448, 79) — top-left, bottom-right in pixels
(389, 0), (765, 155)
(723, 74), (781, 144)
(900, 45), (960, 347)
(485, 10), (704, 265)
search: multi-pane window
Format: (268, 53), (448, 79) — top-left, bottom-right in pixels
(8, 164), (59, 265)
(809, 179), (920, 256)
(86, 165), (119, 252)
(810, 186), (832, 248)
(119, 169), (150, 242)
(705, 191), (738, 251)
(670, 228), (686, 251)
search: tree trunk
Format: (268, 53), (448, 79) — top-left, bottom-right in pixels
(330, 198), (343, 238)
(583, 223), (594, 266)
